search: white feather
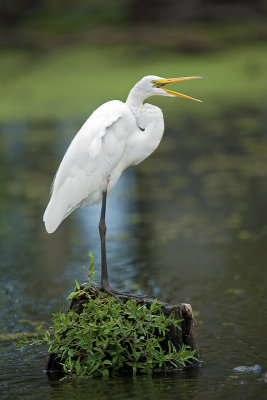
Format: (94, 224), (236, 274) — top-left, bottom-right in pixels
(88, 137), (102, 159)
(43, 75), (181, 233)
(43, 101), (136, 233)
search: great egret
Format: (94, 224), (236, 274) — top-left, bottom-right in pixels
(43, 75), (202, 295)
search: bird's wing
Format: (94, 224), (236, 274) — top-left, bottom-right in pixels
(43, 100), (133, 233)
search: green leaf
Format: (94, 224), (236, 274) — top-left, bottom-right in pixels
(66, 292), (78, 300)
(103, 359), (112, 366)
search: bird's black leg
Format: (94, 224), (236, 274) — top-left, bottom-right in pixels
(99, 190), (109, 290)
(99, 190), (147, 300)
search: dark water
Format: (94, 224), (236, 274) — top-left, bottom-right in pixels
(0, 108), (266, 399)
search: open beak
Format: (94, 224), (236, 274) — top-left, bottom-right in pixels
(154, 76), (202, 102)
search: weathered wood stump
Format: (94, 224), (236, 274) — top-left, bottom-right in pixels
(47, 288), (200, 373)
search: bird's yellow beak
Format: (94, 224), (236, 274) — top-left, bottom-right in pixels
(153, 76), (202, 102)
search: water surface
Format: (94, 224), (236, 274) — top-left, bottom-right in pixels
(0, 107), (266, 399)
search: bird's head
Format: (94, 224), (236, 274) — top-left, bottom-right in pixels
(136, 75), (202, 102)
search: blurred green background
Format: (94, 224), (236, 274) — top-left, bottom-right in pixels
(1, 0), (267, 121)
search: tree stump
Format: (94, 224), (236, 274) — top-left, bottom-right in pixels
(47, 288), (200, 374)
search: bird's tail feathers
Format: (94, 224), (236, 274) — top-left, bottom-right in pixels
(43, 194), (76, 233)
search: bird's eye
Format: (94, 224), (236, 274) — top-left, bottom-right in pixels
(152, 81), (165, 88)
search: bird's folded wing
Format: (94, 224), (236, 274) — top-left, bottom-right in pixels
(43, 100), (131, 233)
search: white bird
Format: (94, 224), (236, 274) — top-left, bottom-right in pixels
(43, 75), (202, 295)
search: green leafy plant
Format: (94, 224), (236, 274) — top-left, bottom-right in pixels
(18, 296), (196, 376)
(18, 253), (197, 376)
(84, 251), (96, 287)
(67, 252), (96, 301)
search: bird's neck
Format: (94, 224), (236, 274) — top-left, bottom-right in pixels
(126, 86), (163, 133)
(124, 86), (164, 165)
(126, 85), (150, 113)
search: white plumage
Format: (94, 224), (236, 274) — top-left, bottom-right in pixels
(43, 75), (201, 234)
(44, 101), (129, 232)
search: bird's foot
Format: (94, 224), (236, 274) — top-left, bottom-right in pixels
(100, 285), (148, 300)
